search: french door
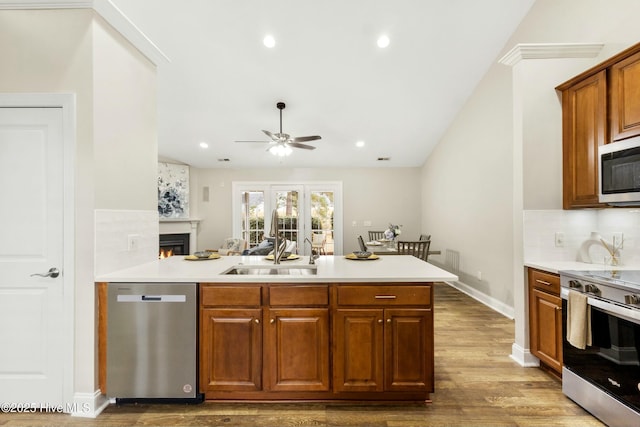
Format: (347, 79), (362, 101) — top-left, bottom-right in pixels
(232, 182), (342, 255)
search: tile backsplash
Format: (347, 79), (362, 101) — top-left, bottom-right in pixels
(524, 209), (640, 266)
(95, 209), (159, 276)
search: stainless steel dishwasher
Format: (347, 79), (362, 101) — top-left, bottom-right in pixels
(106, 282), (201, 402)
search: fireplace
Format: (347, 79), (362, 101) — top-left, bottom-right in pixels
(159, 233), (190, 257)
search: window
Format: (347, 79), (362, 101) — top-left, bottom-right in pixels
(232, 182), (343, 255)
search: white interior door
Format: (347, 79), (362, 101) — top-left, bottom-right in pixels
(0, 107), (65, 405)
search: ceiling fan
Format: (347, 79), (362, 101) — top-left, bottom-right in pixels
(236, 102), (321, 155)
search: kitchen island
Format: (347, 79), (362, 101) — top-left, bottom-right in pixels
(97, 255), (457, 403)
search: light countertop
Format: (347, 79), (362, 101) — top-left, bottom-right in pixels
(96, 254), (459, 284)
(525, 260), (639, 275)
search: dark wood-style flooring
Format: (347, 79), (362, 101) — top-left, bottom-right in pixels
(0, 282), (604, 427)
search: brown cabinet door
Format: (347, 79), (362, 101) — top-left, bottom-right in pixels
(529, 288), (563, 373)
(384, 309), (433, 392)
(333, 309), (384, 392)
(562, 70), (607, 209)
(611, 51), (640, 141)
(200, 308), (262, 393)
(265, 308), (330, 391)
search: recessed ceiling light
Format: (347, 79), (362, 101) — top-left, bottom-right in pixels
(377, 157), (391, 161)
(263, 35), (276, 48)
(199, 142), (209, 149)
(377, 35), (390, 48)
(356, 140), (365, 148)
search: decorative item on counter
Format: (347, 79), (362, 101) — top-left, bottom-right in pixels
(184, 251), (220, 261)
(600, 237), (622, 268)
(384, 223), (402, 240)
(577, 231), (622, 266)
(345, 252), (379, 260)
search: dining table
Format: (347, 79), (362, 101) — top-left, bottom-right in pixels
(365, 240), (441, 256)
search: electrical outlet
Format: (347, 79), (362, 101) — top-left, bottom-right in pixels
(476, 271), (482, 281)
(555, 232), (565, 247)
(127, 234), (140, 251)
(612, 232), (624, 249)
(352, 220), (357, 227)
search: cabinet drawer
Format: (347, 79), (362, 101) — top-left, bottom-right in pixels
(528, 269), (560, 295)
(337, 285), (431, 307)
(269, 285), (328, 306)
(201, 285), (262, 307)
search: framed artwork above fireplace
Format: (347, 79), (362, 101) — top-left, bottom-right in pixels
(158, 162), (189, 219)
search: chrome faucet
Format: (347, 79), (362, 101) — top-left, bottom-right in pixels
(305, 237), (319, 265)
(269, 209), (287, 264)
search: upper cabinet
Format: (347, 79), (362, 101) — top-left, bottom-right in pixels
(560, 70), (607, 209)
(610, 51), (640, 141)
(557, 43), (640, 209)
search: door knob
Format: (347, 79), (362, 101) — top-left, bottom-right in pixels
(30, 267), (60, 278)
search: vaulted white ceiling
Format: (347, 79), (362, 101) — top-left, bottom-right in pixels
(111, 0), (535, 168)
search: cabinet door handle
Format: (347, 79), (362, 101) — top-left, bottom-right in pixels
(375, 295), (397, 299)
(270, 319), (275, 324)
(535, 279), (552, 286)
(386, 318), (391, 323)
(377, 319), (383, 324)
(254, 318), (260, 324)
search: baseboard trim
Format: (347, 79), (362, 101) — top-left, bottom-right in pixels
(510, 343), (540, 367)
(444, 280), (515, 320)
(70, 390), (109, 418)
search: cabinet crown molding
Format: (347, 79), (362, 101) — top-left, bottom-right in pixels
(499, 43), (604, 66)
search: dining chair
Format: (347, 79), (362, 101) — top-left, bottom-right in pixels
(311, 232), (326, 255)
(419, 234), (431, 241)
(368, 231), (386, 241)
(357, 235), (368, 252)
(397, 240), (431, 262)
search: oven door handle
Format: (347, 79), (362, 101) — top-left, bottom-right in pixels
(561, 288), (640, 323)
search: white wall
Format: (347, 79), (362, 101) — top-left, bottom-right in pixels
(420, 0), (640, 363)
(192, 167), (423, 255)
(0, 8), (158, 411)
(421, 56), (515, 307)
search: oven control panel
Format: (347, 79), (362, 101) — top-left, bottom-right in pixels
(562, 275), (640, 311)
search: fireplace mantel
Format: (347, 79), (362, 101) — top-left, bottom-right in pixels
(159, 218), (200, 253)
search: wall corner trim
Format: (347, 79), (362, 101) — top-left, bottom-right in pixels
(499, 43), (605, 67)
(0, 0), (170, 66)
(510, 343), (541, 368)
(70, 390), (109, 418)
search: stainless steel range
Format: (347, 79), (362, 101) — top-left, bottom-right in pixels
(559, 269), (640, 427)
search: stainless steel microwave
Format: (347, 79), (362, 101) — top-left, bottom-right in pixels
(599, 136), (640, 205)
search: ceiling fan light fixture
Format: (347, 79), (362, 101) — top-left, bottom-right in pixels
(269, 144), (292, 157)
(377, 35), (390, 48)
(263, 34), (276, 48)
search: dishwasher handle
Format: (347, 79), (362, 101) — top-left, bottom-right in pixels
(117, 294), (187, 303)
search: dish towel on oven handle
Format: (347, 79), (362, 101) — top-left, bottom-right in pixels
(566, 290), (592, 349)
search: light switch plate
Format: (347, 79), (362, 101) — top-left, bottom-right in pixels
(555, 232), (565, 247)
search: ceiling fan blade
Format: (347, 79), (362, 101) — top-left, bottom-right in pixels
(292, 135), (321, 143)
(262, 129), (277, 140)
(288, 142), (316, 150)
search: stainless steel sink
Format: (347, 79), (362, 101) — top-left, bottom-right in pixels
(221, 264), (318, 275)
